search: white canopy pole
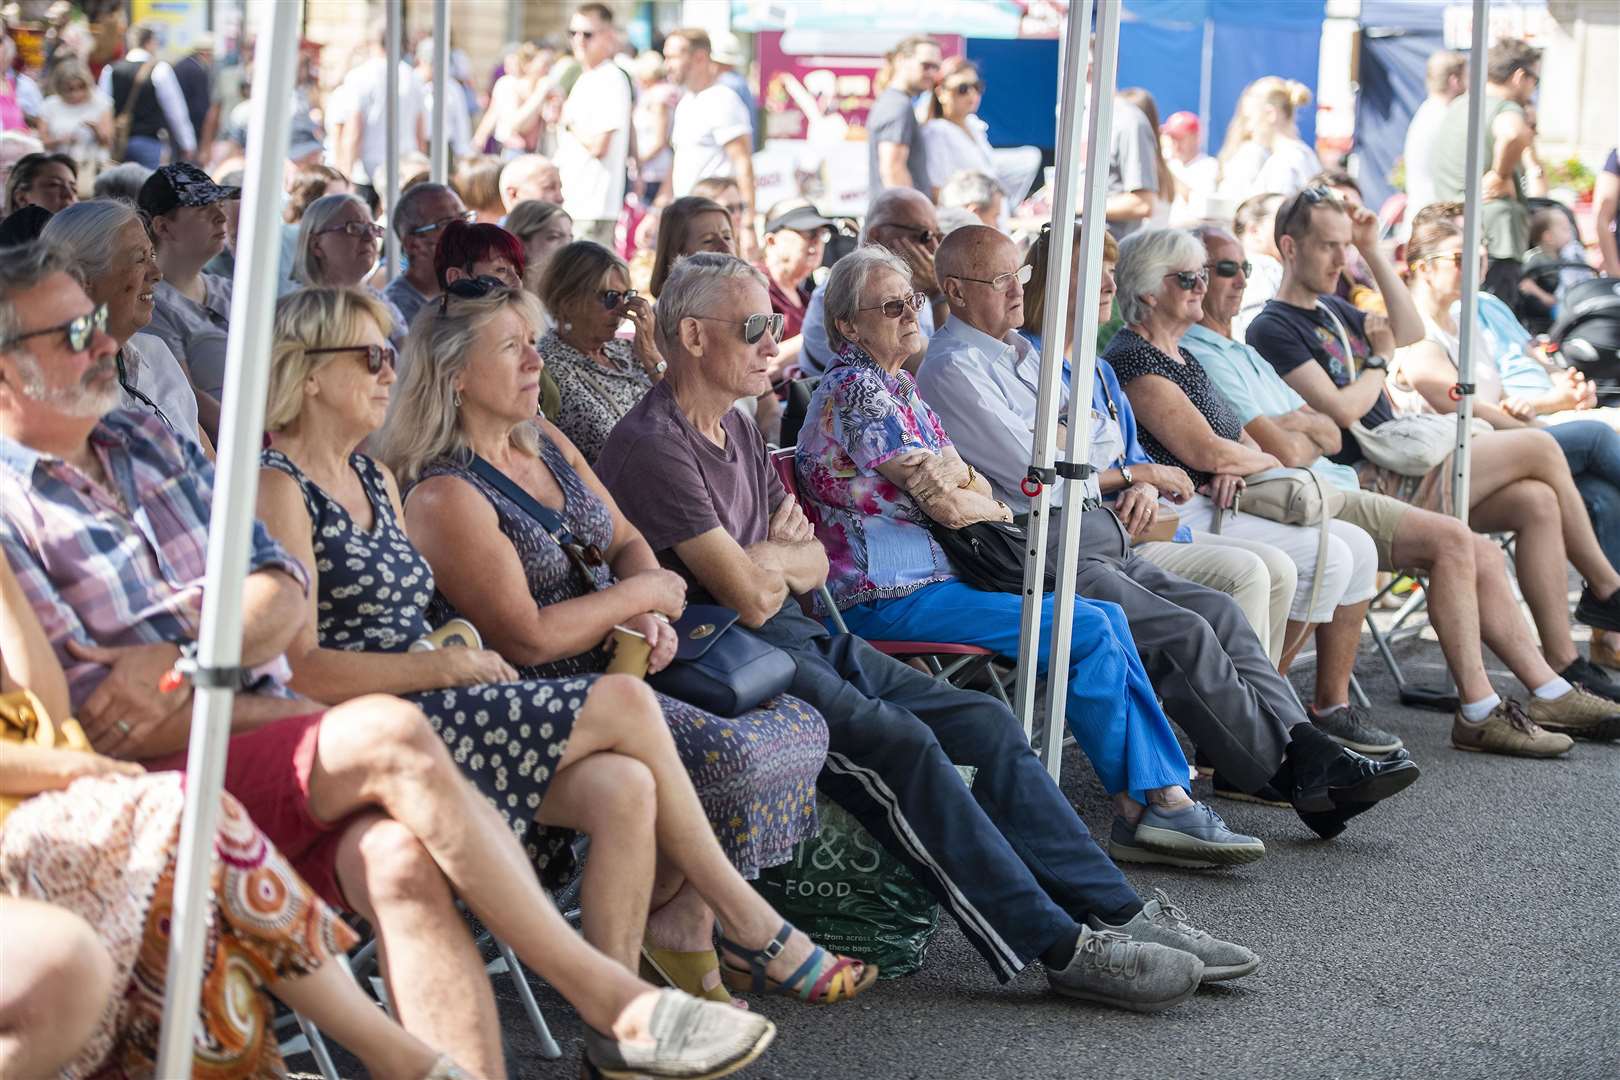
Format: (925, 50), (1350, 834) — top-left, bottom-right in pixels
(431, 0), (450, 184)
(153, 0), (303, 1072)
(1012, 0), (1091, 748)
(1451, 0), (1490, 523)
(384, 0), (402, 280)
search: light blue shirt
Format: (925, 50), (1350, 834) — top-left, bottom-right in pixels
(1183, 323), (1362, 494)
(800, 277), (936, 377)
(1456, 293), (1554, 396)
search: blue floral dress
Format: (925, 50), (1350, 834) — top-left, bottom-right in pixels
(418, 437), (827, 878)
(261, 448), (587, 884)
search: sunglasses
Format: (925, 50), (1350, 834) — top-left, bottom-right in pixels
(1276, 186), (1330, 241)
(1207, 259), (1253, 279)
(319, 221), (386, 241)
(692, 311), (786, 345)
(438, 274), (512, 315)
(1164, 268), (1210, 290)
(1418, 251), (1466, 268)
(409, 210), (477, 237)
(954, 264), (1032, 291)
(859, 291), (928, 319)
(886, 223), (941, 246)
(307, 343), (396, 374)
(0, 303), (107, 353)
(947, 81), (984, 96)
(600, 288), (638, 310)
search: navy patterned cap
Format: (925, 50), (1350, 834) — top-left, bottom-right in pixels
(137, 162), (242, 217)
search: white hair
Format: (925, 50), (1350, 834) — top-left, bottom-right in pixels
(938, 170), (1000, 211)
(40, 201), (145, 290)
(1114, 227), (1206, 325)
(821, 245), (912, 354)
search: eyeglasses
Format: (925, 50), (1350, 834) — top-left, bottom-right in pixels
(859, 291), (928, 319)
(1206, 259), (1253, 279)
(1276, 186), (1329, 242)
(600, 288), (638, 310)
(408, 210), (477, 237)
(0, 304), (107, 353)
(885, 223), (941, 246)
(947, 81), (984, 96)
(318, 221), (385, 241)
(1417, 251), (1466, 268)
(438, 274), (512, 315)
(307, 343), (397, 374)
(692, 311), (785, 345)
(1163, 268), (1210, 290)
(953, 264), (1032, 291)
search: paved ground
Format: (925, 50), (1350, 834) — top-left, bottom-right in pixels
(292, 615), (1620, 1080)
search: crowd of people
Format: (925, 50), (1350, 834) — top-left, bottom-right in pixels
(1, 9), (1619, 1078)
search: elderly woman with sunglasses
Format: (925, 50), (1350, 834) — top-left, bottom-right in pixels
(1102, 226), (1378, 673)
(375, 278), (858, 1007)
(796, 245), (1266, 867)
(293, 192), (407, 351)
(538, 239), (667, 462)
(260, 286), (858, 1022)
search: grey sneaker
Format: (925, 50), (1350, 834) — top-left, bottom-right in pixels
(1091, 889), (1259, 983)
(1046, 925), (1203, 1013)
(1309, 704), (1404, 755)
(1109, 802), (1266, 868)
(582, 989), (775, 1079)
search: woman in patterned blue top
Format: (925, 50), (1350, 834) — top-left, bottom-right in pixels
(261, 287), (871, 1010)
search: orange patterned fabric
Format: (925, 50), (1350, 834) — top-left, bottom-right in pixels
(0, 772), (357, 1079)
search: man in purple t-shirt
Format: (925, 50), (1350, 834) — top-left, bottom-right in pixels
(596, 252), (1258, 1012)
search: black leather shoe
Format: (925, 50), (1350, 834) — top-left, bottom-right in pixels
(1290, 746), (1419, 838)
(1559, 656), (1620, 702)
(1575, 585), (1620, 633)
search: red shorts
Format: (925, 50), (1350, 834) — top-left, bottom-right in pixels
(149, 711), (351, 909)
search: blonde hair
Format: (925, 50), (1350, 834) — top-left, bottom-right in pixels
(375, 286), (545, 487)
(1219, 77), (1312, 168)
(267, 287), (395, 432)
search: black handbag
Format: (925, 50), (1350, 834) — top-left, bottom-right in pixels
(468, 455), (795, 717)
(928, 518), (1055, 594)
(647, 604), (797, 718)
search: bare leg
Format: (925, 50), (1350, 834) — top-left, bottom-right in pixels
(333, 814), (506, 1080)
(306, 695), (652, 1035)
(534, 752), (658, 971)
(1278, 619), (1316, 674)
(1470, 534), (1562, 688)
(1389, 512), (1495, 701)
(1311, 600), (1371, 710)
(1471, 479), (1580, 670)
(0, 898), (112, 1078)
(270, 957), (445, 1080)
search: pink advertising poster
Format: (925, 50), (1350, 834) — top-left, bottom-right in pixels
(757, 32), (965, 145)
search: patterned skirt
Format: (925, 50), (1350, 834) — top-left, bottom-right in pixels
(0, 773), (357, 1079)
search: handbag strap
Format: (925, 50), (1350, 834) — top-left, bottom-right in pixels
(467, 453), (602, 590)
(117, 59), (158, 127)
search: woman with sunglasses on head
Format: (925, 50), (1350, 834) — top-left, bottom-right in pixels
(797, 245), (1266, 869)
(1104, 226), (1377, 677)
(386, 281), (850, 1001)
(293, 191), (407, 350)
(1020, 220), (1298, 666)
(538, 239), (666, 462)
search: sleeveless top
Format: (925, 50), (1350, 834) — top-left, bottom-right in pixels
(260, 449), (435, 652)
(418, 437), (617, 678)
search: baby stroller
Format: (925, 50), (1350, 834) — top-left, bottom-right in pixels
(1547, 275), (1620, 402)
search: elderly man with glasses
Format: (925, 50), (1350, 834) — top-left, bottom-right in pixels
(382, 182), (474, 330)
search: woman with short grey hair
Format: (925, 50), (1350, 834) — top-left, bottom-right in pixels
(1111, 226), (1207, 327)
(819, 245), (911, 355)
(40, 200), (208, 450)
(291, 192), (406, 348)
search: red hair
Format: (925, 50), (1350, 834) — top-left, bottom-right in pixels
(434, 221), (527, 290)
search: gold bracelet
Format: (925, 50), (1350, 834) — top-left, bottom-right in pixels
(961, 463), (976, 489)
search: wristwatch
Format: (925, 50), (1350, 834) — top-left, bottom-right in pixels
(1362, 354), (1389, 372)
(1120, 465), (1134, 486)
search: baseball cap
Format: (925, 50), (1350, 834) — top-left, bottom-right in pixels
(1163, 111), (1200, 138)
(764, 202), (836, 235)
(137, 162), (241, 217)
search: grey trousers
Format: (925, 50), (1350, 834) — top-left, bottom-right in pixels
(1033, 508), (1305, 790)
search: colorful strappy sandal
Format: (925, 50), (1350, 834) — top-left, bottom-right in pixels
(716, 922), (878, 1004)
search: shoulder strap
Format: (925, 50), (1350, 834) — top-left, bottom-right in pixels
(467, 454), (570, 540)
(259, 448), (322, 522)
(1314, 298), (1357, 376)
(119, 59), (158, 125)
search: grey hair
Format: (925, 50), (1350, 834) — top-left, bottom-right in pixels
(392, 181), (456, 239)
(858, 187), (933, 244)
(654, 252), (768, 361)
(822, 245), (912, 354)
(294, 192), (372, 285)
(1114, 227), (1206, 325)
(938, 170), (1000, 211)
(0, 241), (70, 347)
(92, 161), (154, 204)
(934, 206), (982, 236)
(41, 200), (145, 290)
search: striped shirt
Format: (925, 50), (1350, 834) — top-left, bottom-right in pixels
(0, 409), (307, 711)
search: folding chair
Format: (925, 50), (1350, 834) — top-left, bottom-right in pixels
(768, 448), (1015, 707)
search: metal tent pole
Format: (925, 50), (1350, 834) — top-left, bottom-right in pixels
(1451, 0), (1490, 524)
(384, 0), (402, 281)
(431, 0), (450, 184)
(152, 0), (303, 1072)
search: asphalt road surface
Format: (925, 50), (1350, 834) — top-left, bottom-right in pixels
(291, 620), (1620, 1080)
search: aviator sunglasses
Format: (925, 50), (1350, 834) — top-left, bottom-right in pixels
(0, 303), (108, 352)
(692, 311), (786, 344)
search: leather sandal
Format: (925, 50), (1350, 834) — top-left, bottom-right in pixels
(640, 943), (747, 1007)
(717, 922), (878, 1004)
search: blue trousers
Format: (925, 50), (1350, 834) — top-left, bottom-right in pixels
(123, 134), (164, 169)
(1547, 419), (1620, 569)
(753, 602), (1144, 983)
(842, 582), (1191, 804)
